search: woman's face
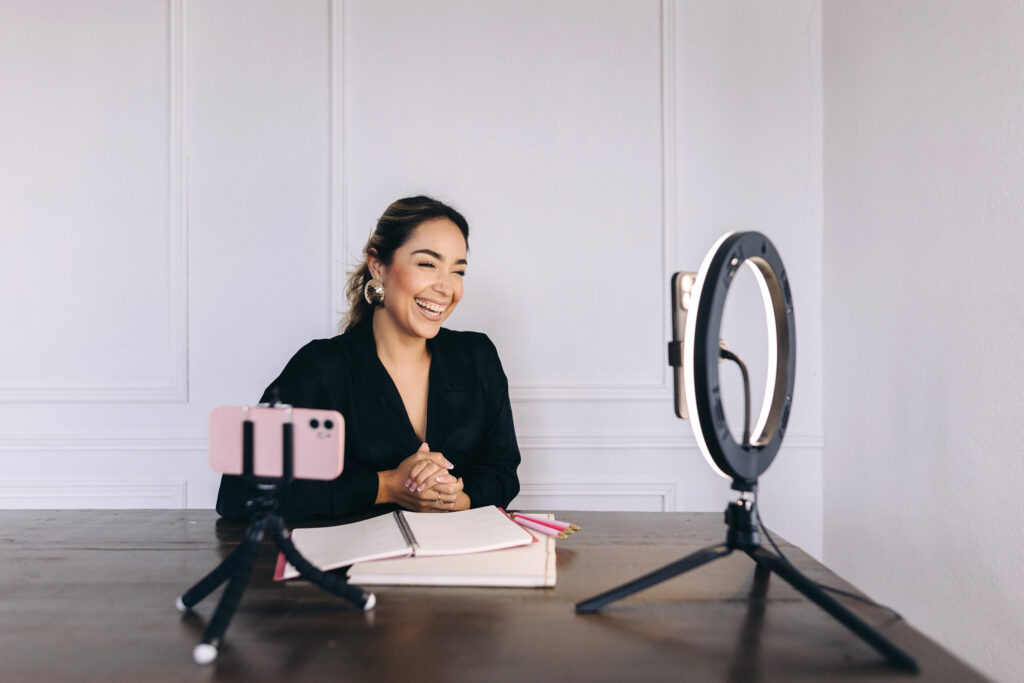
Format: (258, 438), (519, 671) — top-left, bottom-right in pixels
(369, 217), (468, 340)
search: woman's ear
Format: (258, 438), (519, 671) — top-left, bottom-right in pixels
(366, 249), (384, 281)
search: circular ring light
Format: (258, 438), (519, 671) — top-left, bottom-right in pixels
(682, 232), (796, 490)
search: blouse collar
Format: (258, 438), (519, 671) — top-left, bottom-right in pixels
(344, 317), (468, 396)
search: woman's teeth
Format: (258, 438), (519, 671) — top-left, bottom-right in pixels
(415, 299), (445, 314)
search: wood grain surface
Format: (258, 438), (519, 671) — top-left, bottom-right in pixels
(0, 510), (984, 682)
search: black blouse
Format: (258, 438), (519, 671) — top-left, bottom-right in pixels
(215, 320), (521, 520)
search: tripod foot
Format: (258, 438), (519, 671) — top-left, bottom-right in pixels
(193, 643), (218, 665)
(748, 547), (918, 672)
(175, 596), (188, 613)
(364, 593), (377, 611)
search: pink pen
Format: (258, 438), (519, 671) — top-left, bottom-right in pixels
(513, 513), (570, 533)
(514, 513), (579, 532)
(513, 516), (567, 539)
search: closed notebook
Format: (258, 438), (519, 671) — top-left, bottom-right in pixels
(346, 522), (556, 588)
(274, 505), (533, 581)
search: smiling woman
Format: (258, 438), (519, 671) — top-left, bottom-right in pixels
(216, 196), (521, 520)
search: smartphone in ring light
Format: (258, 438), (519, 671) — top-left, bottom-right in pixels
(670, 272), (698, 421)
(208, 406), (344, 481)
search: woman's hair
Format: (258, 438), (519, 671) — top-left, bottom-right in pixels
(341, 195), (470, 333)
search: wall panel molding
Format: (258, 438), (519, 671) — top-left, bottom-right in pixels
(329, 0), (348, 336)
(507, 0), (674, 403)
(519, 429), (822, 451)
(0, 434), (205, 453)
(0, 479), (188, 509)
(659, 0), (677, 392)
(510, 384), (671, 403)
(513, 481), (676, 512)
(0, 0), (189, 403)
(166, 0), (189, 402)
(334, 1), (674, 403)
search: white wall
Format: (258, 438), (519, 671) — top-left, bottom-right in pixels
(823, 2), (1024, 681)
(0, 1), (824, 557)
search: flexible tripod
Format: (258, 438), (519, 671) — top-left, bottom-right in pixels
(177, 410), (375, 665)
(575, 489), (918, 672)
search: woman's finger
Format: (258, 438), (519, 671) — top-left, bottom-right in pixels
(422, 488), (459, 508)
(402, 450), (454, 488)
(429, 479), (464, 495)
(410, 462), (446, 490)
(421, 451), (454, 469)
(407, 458), (432, 483)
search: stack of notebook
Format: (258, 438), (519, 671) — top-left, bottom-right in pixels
(274, 505), (557, 588)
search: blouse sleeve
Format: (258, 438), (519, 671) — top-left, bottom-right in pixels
(459, 337), (521, 508)
(215, 341), (379, 521)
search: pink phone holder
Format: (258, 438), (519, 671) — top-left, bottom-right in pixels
(208, 405), (344, 481)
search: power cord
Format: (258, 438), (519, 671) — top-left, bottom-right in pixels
(717, 342), (751, 444)
(719, 343), (904, 622)
(753, 490), (904, 622)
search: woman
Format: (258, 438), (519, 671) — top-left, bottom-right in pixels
(216, 196), (521, 519)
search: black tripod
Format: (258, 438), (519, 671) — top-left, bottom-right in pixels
(575, 490), (919, 673)
(177, 413), (374, 665)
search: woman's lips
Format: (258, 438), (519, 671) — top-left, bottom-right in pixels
(415, 298), (446, 321)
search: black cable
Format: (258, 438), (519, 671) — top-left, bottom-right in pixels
(720, 341), (904, 622)
(718, 345), (751, 444)
(753, 490), (904, 622)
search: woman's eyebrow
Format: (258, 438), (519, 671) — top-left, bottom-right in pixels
(411, 248), (468, 265)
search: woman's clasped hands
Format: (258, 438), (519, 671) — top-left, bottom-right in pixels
(379, 443), (468, 512)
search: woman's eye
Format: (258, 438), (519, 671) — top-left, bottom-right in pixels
(418, 262), (436, 269)
(454, 271), (466, 277)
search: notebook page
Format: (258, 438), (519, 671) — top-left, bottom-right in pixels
(401, 505), (533, 557)
(279, 512), (411, 580)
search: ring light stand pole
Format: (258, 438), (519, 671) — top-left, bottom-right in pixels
(176, 404), (375, 665)
(575, 232), (917, 673)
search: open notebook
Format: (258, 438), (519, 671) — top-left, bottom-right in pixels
(274, 505), (533, 581)
(346, 523), (556, 588)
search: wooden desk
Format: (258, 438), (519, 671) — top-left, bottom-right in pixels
(0, 510), (982, 681)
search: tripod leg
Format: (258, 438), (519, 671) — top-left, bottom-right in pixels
(576, 543), (732, 613)
(193, 519), (266, 665)
(177, 543), (249, 611)
(268, 516), (375, 611)
(747, 547), (918, 672)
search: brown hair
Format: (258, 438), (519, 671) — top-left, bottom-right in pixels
(341, 195), (470, 333)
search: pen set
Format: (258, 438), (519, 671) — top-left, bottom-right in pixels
(510, 512), (580, 539)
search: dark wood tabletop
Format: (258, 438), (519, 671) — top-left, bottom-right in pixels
(0, 509), (983, 682)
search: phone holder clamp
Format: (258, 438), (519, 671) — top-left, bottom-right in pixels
(176, 402), (375, 665)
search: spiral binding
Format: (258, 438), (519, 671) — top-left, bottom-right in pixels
(394, 511), (419, 551)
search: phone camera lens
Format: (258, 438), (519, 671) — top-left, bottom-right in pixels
(324, 419), (334, 430)
(309, 418), (319, 429)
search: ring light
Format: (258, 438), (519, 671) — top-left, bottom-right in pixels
(676, 231), (796, 490)
(577, 233), (918, 672)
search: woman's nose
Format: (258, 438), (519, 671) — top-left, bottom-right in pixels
(434, 273), (454, 296)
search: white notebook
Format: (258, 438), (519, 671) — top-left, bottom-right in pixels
(274, 505), (534, 581)
(346, 525), (556, 588)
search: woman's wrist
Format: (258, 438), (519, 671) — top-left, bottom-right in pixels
(375, 470), (396, 505)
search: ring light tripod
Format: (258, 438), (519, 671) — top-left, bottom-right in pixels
(575, 232), (917, 672)
(177, 403), (375, 665)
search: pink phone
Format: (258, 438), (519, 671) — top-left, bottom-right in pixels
(208, 406), (344, 481)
